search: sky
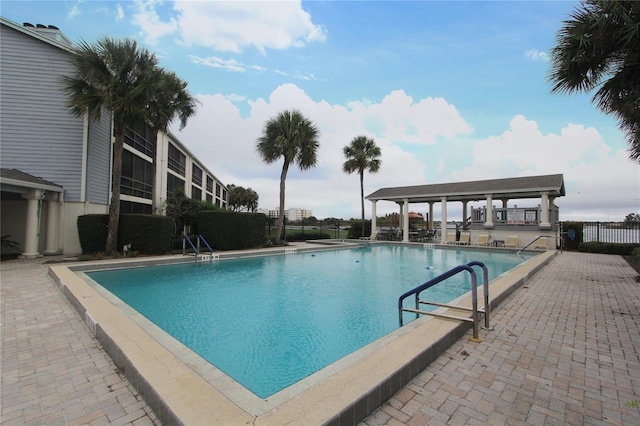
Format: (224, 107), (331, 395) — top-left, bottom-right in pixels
(3, 0), (639, 221)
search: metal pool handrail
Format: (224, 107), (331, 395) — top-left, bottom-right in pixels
(517, 234), (552, 255)
(397, 261), (490, 342)
(183, 235), (215, 262)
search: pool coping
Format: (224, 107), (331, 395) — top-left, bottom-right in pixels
(48, 243), (557, 425)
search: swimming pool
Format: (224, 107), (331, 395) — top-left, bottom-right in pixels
(86, 244), (534, 398)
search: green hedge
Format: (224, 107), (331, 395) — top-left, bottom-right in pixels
(77, 214), (172, 254)
(118, 214), (172, 254)
(562, 221), (583, 250)
(77, 215), (109, 254)
(196, 211), (267, 250)
(577, 242), (640, 255)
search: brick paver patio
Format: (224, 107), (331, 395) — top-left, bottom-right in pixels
(2, 251), (639, 425)
(361, 252), (640, 425)
(1, 257), (158, 425)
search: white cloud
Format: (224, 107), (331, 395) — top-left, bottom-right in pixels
(132, 0), (326, 53)
(132, 0), (178, 45)
(189, 55), (246, 72)
(225, 93), (246, 103)
(450, 115), (639, 220)
(67, 1), (83, 19)
(170, 86), (639, 221)
(525, 48), (549, 62)
(171, 84), (474, 219)
(116, 4), (124, 21)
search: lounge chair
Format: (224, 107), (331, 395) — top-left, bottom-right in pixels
(456, 231), (470, 245)
(531, 237), (548, 250)
(504, 234), (519, 248)
(360, 230), (378, 241)
(475, 233), (490, 246)
(445, 233), (457, 244)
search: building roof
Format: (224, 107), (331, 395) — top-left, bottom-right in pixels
(0, 168), (64, 193)
(366, 174), (565, 203)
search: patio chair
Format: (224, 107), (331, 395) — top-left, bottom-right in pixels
(504, 234), (519, 248)
(360, 230), (378, 241)
(456, 231), (470, 245)
(475, 233), (490, 246)
(445, 233), (457, 244)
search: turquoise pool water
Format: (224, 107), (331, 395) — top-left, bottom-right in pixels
(87, 245), (533, 398)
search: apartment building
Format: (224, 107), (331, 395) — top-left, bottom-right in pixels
(0, 17), (227, 256)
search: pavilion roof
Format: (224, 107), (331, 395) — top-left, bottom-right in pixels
(366, 174), (565, 203)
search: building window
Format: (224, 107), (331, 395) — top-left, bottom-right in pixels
(206, 176), (214, 193)
(222, 189), (227, 202)
(124, 125), (155, 157)
(120, 200), (152, 214)
(168, 144), (186, 176)
(191, 186), (202, 200)
(192, 164), (202, 186)
(206, 193), (212, 203)
(120, 150), (153, 199)
(216, 183), (221, 197)
(167, 173), (185, 197)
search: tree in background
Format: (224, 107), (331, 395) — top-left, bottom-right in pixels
(549, 0), (640, 163)
(146, 69), (198, 212)
(256, 110), (320, 244)
(343, 136), (382, 236)
(227, 184), (259, 212)
(624, 213), (640, 224)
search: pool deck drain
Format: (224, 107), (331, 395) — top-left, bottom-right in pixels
(2, 245), (639, 425)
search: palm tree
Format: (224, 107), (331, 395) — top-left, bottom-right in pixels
(146, 69), (198, 211)
(343, 136), (382, 236)
(256, 110), (320, 244)
(63, 37), (159, 254)
(549, 0), (640, 163)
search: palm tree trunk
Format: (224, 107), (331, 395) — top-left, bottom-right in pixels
(105, 125), (124, 254)
(360, 170), (365, 236)
(276, 161), (289, 245)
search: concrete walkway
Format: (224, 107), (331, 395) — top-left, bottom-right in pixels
(2, 252), (639, 425)
(361, 252), (640, 425)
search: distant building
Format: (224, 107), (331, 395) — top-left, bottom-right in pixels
(0, 17), (227, 256)
(256, 208), (313, 221)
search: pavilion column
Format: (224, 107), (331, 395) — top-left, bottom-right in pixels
(428, 202), (434, 230)
(21, 189), (45, 258)
(540, 192), (551, 229)
(44, 193), (61, 255)
(549, 196), (557, 224)
(440, 197), (447, 243)
(501, 199), (508, 208)
(462, 201), (468, 228)
(484, 194), (494, 228)
(402, 199), (409, 242)
(371, 200), (377, 233)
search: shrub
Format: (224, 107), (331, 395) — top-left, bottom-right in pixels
(577, 242), (639, 255)
(197, 211), (267, 250)
(118, 214), (172, 254)
(77, 214), (172, 255)
(77, 215), (109, 254)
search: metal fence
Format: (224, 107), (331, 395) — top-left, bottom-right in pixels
(581, 221), (640, 244)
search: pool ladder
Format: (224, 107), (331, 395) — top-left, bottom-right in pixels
(183, 235), (216, 263)
(398, 261), (492, 342)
